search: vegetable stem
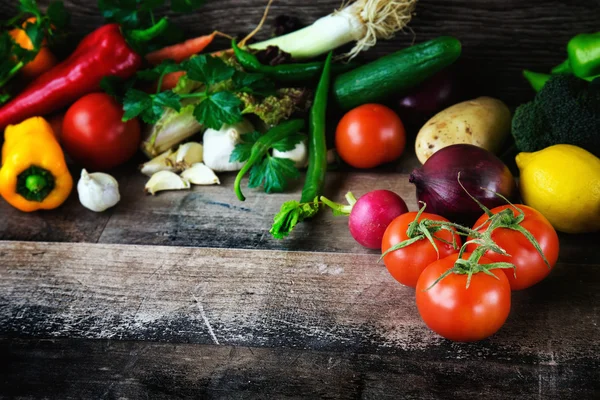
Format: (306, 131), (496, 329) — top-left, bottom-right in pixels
(129, 17), (169, 43)
(300, 52), (332, 203)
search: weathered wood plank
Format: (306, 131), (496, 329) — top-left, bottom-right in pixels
(1, 171), (598, 263)
(0, 241), (598, 361)
(1, 337), (598, 399)
(1, 170), (596, 264)
(2, 0), (598, 106)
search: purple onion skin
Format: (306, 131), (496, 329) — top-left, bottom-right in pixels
(395, 69), (463, 128)
(349, 190), (409, 249)
(409, 144), (518, 226)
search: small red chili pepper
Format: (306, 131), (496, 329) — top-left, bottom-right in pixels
(0, 23), (142, 130)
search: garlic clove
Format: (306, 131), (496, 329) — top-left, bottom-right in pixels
(272, 138), (308, 168)
(77, 169), (120, 212)
(180, 163), (220, 185)
(174, 142), (203, 170)
(145, 170), (191, 195)
(140, 149), (176, 176)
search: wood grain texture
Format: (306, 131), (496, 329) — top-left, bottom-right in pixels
(1, 171), (598, 264)
(2, 337), (598, 399)
(0, 241), (598, 356)
(1, 0), (599, 106)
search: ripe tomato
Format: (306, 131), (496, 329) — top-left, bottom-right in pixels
(416, 253), (511, 342)
(62, 93), (141, 171)
(335, 104), (406, 169)
(381, 211), (460, 288)
(467, 205), (559, 291)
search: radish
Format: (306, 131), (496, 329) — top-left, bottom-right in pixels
(321, 190), (409, 249)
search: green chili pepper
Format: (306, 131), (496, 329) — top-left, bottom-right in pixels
(232, 40), (354, 82)
(234, 119), (305, 201)
(300, 52), (332, 203)
(551, 59), (572, 74)
(567, 32), (600, 79)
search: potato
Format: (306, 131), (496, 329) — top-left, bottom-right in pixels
(414, 96), (511, 164)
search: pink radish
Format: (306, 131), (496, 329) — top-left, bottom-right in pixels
(321, 190), (409, 249)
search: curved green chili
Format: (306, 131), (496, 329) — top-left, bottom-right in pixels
(300, 51), (332, 203)
(234, 119), (305, 201)
(232, 40), (355, 82)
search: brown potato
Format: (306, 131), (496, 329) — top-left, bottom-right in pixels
(415, 96), (511, 164)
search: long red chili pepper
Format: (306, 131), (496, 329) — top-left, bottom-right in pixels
(0, 23), (142, 130)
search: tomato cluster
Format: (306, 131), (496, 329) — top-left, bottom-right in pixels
(381, 205), (559, 342)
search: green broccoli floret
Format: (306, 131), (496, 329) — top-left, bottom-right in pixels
(512, 75), (600, 157)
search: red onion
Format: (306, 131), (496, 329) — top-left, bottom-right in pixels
(409, 144), (518, 225)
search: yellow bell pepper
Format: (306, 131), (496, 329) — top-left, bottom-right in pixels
(0, 117), (73, 212)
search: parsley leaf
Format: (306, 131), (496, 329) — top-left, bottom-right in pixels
(193, 91), (242, 130)
(136, 59), (181, 81)
(233, 71), (275, 96)
(185, 55), (236, 87)
(154, 91), (181, 112)
(123, 89), (153, 122)
(229, 131), (261, 163)
(269, 198), (321, 239)
(248, 157), (300, 193)
(47, 2), (70, 30)
(271, 132), (305, 152)
(18, 0), (41, 15)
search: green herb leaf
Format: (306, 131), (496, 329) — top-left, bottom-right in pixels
(193, 91), (242, 129)
(19, 0), (40, 16)
(154, 90), (182, 112)
(271, 132), (305, 152)
(23, 20), (44, 51)
(249, 156), (299, 193)
(233, 71), (275, 96)
(123, 89), (153, 121)
(269, 198), (321, 239)
(171, 0), (205, 12)
(230, 131), (261, 163)
(47, 1), (70, 29)
(137, 59), (181, 81)
(186, 55), (236, 87)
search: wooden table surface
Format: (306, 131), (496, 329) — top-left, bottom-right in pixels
(1, 1), (600, 399)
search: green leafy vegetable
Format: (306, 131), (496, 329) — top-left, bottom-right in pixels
(98, 0), (205, 53)
(270, 198), (321, 239)
(121, 54), (299, 131)
(0, 0), (70, 101)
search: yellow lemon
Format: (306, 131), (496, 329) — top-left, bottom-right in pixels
(516, 144), (600, 234)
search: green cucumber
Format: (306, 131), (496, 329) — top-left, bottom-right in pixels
(333, 36), (462, 110)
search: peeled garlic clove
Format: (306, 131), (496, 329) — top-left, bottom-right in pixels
(77, 169), (120, 212)
(145, 170), (191, 195)
(181, 163), (220, 185)
(174, 142), (203, 169)
(140, 149), (176, 176)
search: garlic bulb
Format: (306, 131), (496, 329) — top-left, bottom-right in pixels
(203, 119), (254, 172)
(145, 170), (191, 195)
(77, 169), (120, 212)
(181, 163), (220, 185)
(272, 138), (308, 168)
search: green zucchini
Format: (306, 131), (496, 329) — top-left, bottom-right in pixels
(333, 36), (462, 110)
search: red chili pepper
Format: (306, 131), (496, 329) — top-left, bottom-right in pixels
(0, 24), (142, 130)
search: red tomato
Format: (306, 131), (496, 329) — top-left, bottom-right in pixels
(381, 211), (460, 288)
(467, 205), (559, 291)
(335, 104), (406, 169)
(416, 253), (511, 342)
(62, 93), (141, 171)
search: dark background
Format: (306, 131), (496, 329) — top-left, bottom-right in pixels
(2, 0), (600, 107)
